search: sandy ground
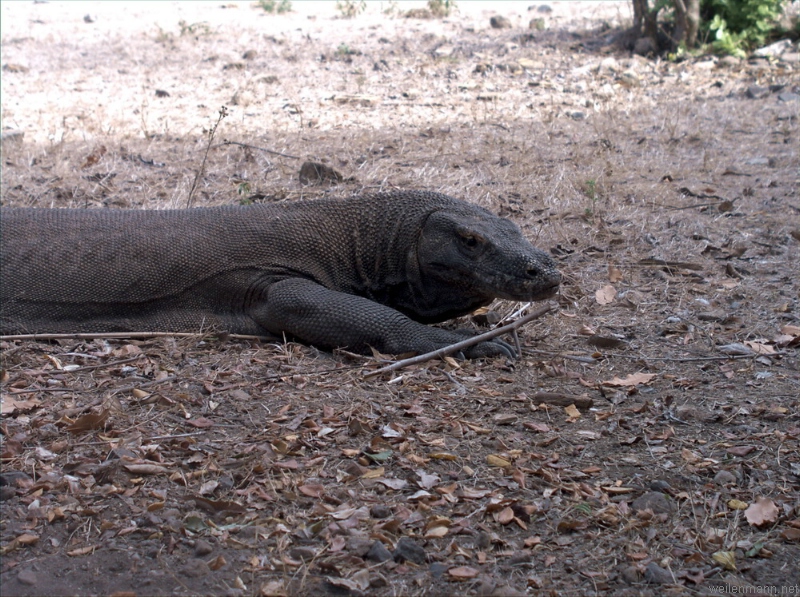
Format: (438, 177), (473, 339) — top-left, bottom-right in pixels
(1, 1), (799, 596)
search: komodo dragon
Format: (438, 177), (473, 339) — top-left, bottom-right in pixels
(0, 191), (560, 358)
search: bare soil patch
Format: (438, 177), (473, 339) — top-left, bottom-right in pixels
(1, 2), (798, 596)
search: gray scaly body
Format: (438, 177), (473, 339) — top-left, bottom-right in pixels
(0, 191), (560, 357)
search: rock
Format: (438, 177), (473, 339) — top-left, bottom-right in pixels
(675, 405), (719, 423)
(506, 551), (532, 565)
(370, 574), (388, 588)
(2, 63), (28, 73)
(289, 546), (317, 562)
(747, 58), (771, 73)
(529, 18), (546, 31)
(366, 540), (393, 563)
(429, 562), (448, 578)
(644, 561), (674, 584)
(778, 92), (800, 102)
(180, 560), (210, 578)
(242, 49), (258, 60)
(475, 531), (491, 550)
(17, 570), (37, 586)
(717, 55), (740, 69)
(597, 57), (619, 74)
(195, 539), (213, 556)
(434, 45), (454, 58)
(346, 536), (373, 557)
(231, 89), (255, 107)
(753, 39), (794, 57)
(780, 52), (800, 64)
(0, 130), (24, 145)
(370, 504), (392, 519)
(746, 85), (769, 99)
(648, 480), (672, 492)
(535, 4), (552, 13)
(491, 585), (526, 597)
(620, 565), (640, 584)
(618, 70), (640, 88)
(490, 16), (512, 29)
(633, 37), (656, 56)
(0, 471), (32, 486)
(713, 470), (737, 486)
(631, 492), (672, 515)
(393, 537), (426, 565)
(475, 578), (497, 594)
(298, 161), (343, 185)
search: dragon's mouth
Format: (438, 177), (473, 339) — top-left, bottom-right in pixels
(471, 269), (561, 302)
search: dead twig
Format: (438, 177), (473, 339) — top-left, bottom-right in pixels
(215, 140), (300, 159)
(0, 331), (273, 341)
(58, 354), (145, 373)
(72, 432), (207, 447)
(186, 106), (228, 208)
(363, 303), (553, 378)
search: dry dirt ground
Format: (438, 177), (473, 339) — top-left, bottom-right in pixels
(1, 1), (799, 596)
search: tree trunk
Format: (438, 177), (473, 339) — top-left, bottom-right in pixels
(632, 0), (700, 53)
(672, 0), (700, 48)
(685, 0), (700, 48)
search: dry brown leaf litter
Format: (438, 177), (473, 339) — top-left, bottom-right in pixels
(1, 1), (799, 596)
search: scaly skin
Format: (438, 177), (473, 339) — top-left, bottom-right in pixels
(0, 191), (560, 357)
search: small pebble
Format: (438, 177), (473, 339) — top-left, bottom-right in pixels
(194, 539), (213, 556)
(17, 570), (37, 586)
(393, 537), (426, 565)
(366, 540), (393, 563)
(644, 561), (674, 584)
(713, 470), (737, 486)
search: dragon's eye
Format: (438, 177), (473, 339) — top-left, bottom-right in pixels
(458, 230), (484, 249)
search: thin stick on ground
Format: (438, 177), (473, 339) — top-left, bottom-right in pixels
(186, 106), (228, 208)
(0, 331), (273, 341)
(363, 303), (553, 378)
(215, 140), (301, 159)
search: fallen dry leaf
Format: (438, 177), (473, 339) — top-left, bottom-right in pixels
(16, 533), (39, 545)
(608, 264), (623, 282)
(711, 550), (737, 571)
(564, 404), (581, 420)
(745, 497), (779, 527)
(743, 341), (776, 355)
(601, 372), (656, 387)
(448, 566), (479, 580)
(595, 284), (617, 305)
(124, 463), (171, 475)
(187, 417), (214, 428)
(0, 396), (41, 415)
(67, 545), (97, 557)
(487, 454), (511, 468)
(780, 324), (800, 337)
(299, 483), (325, 498)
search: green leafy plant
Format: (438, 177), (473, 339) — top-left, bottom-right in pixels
(336, 0), (366, 18)
(701, 0), (785, 54)
(428, 0), (457, 17)
(237, 181), (252, 197)
(178, 20), (211, 37)
(257, 0), (292, 13)
(382, 1), (400, 16)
